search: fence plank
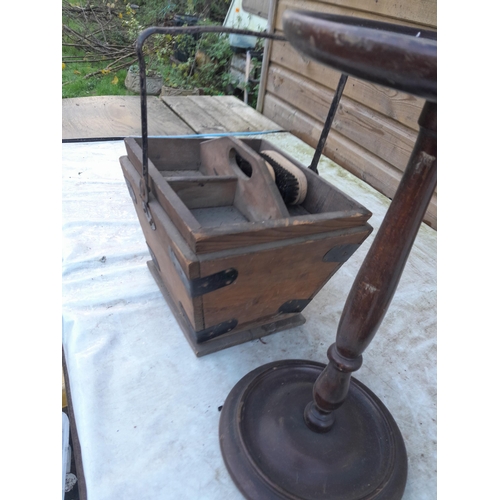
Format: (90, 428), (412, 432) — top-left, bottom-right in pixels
(267, 65), (418, 171)
(263, 94), (437, 229)
(261, 0), (437, 227)
(270, 40), (424, 131)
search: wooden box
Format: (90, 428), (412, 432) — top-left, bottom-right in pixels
(120, 136), (373, 356)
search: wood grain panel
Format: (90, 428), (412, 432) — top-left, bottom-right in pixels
(263, 93), (401, 190)
(210, 95), (283, 131)
(260, 0), (437, 227)
(163, 96), (230, 134)
(120, 156), (205, 330)
(199, 226), (371, 328)
(276, 0), (436, 30)
(269, 40), (424, 131)
(193, 210), (371, 253)
(299, 0), (435, 26)
(263, 94), (437, 229)
(164, 95), (252, 133)
(62, 96), (195, 140)
(199, 136), (289, 221)
(162, 95), (283, 133)
(168, 177), (238, 209)
(266, 65), (417, 171)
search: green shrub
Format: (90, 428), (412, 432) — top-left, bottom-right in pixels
(62, 0), (262, 107)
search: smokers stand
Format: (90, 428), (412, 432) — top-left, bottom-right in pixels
(120, 25), (372, 356)
(219, 11), (437, 500)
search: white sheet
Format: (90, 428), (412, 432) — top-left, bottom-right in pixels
(62, 137), (436, 499)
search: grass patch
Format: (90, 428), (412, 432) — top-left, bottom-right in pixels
(62, 0), (261, 106)
(62, 2), (137, 98)
(62, 61), (134, 98)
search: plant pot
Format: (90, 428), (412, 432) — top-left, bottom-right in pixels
(125, 66), (163, 95)
(173, 14), (199, 26)
(173, 14), (199, 62)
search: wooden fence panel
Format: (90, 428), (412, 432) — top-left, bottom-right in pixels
(267, 65), (418, 171)
(269, 40), (424, 132)
(261, 0), (437, 228)
(276, 0), (436, 28)
(263, 93), (437, 229)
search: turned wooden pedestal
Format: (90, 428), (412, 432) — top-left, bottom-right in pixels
(219, 11), (437, 500)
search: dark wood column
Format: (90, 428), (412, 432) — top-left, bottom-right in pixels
(305, 101), (437, 432)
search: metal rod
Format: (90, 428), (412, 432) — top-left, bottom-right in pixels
(304, 101), (437, 433)
(61, 129), (285, 144)
(256, 0), (279, 113)
(308, 73), (348, 174)
(135, 26), (287, 222)
(244, 50), (251, 104)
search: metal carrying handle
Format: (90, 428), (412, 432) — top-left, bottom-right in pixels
(135, 26), (286, 213)
(134, 23), (354, 225)
(308, 73), (348, 174)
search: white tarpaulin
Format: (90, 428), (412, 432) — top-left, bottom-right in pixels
(62, 136), (436, 499)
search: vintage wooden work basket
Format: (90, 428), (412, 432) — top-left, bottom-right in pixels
(120, 133), (373, 356)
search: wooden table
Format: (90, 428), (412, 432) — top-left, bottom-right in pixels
(62, 95), (283, 140)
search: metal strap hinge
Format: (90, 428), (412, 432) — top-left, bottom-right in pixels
(142, 201), (156, 230)
(169, 247), (238, 298)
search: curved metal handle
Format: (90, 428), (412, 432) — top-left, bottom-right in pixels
(134, 26), (286, 210)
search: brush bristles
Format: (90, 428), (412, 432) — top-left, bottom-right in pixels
(260, 151), (307, 205)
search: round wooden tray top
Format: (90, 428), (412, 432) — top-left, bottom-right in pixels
(219, 360), (407, 499)
(282, 10), (437, 102)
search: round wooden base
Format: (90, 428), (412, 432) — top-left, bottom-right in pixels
(219, 360), (407, 500)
